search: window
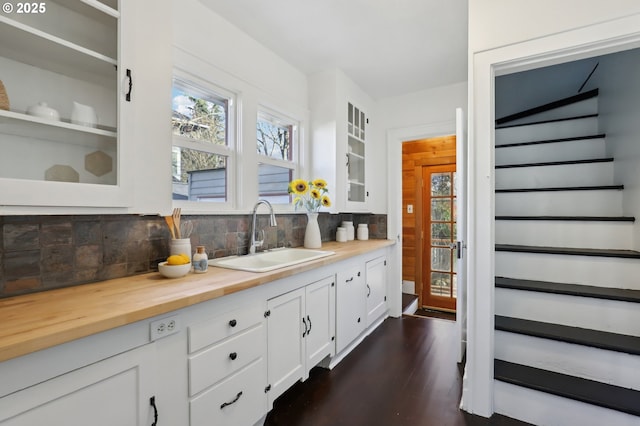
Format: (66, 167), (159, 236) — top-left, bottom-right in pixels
(256, 109), (298, 204)
(171, 78), (234, 203)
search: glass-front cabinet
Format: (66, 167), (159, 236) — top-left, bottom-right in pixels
(347, 102), (366, 204)
(0, 0), (133, 209)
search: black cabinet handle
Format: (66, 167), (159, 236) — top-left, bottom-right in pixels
(220, 391), (243, 409)
(346, 277), (354, 283)
(367, 284), (371, 297)
(302, 316), (308, 337)
(357, 317), (361, 323)
(357, 271), (361, 277)
(125, 69), (132, 102)
(229, 319), (237, 327)
(150, 396), (158, 426)
(307, 315), (312, 335)
(229, 352), (237, 361)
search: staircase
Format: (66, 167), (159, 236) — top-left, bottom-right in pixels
(493, 89), (640, 425)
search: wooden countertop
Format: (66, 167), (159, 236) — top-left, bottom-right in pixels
(0, 239), (394, 363)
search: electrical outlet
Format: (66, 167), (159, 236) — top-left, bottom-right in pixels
(150, 315), (181, 341)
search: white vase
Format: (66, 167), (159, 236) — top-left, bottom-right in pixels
(304, 212), (322, 248)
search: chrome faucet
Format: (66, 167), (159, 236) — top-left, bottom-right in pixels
(249, 200), (277, 254)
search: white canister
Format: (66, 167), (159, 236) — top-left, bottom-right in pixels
(342, 221), (355, 241)
(193, 245), (208, 273)
(357, 223), (369, 240)
(170, 238), (192, 263)
(336, 227), (347, 242)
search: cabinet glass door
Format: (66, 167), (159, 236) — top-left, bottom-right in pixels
(347, 102), (365, 202)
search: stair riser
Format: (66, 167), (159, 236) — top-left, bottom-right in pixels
(496, 190), (623, 216)
(496, 117), (599, 145)
(496, 138), (606, 165)
(496, 251), (640, 290)
(494, 381), (640, 426)
(495, 331), (640, 390)
(496, 162), (614, 189)
(496, 287), (640, 336)
(501, 97), (599, 127)
(495, 220), (633, 250)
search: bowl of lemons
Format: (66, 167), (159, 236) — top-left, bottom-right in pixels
(158, 253), (191, 278)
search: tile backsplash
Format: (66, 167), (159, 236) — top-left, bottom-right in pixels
(0, 213), (386, 298)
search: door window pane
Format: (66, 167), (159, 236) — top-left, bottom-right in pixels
(431, 223), (451, 246)
(431, 172), (452, 196)
(431, 247), (451, 272)
(431, 199), (451, 221)
(430, 272), (451, 296)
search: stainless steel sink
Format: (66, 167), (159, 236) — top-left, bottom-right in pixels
(208, 248), (335, 272)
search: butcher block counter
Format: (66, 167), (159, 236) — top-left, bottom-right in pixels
(0, 239), (394, 363)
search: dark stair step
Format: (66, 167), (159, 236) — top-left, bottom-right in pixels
(496, 89), (599, 126)
(496, 244), (640, 259)
(496, 184), (623, 193)
(496, 157), (613, 169)
(495, 315), (640, 355)
(495, 277), (640, 303)
(494, 359), (640, 416)
(496, 113), (598, 130)
(496, 215), (635, 222)
(495, 134), (605, 149)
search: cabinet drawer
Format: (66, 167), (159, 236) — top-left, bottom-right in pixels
(189, 304), (264, 353)
(190, 358), (266, 426)
(189, 324), (264, 396)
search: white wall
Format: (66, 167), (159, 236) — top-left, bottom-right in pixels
(597, 48), (640, 249)
(172, 0), (310, 213)
(467, 2), (640, 418)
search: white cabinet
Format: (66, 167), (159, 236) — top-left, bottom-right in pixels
(187, 303), (267, 426)
(366, 256), (388, 326)
(336, 264), (367, 353)
(266, 275), (335, 406)
(310, 69), (373, 212)
(0, 343), (157, 426)
(0, 1), (172, 212)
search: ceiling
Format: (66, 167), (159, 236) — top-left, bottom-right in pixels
(198, 0), (468, 100)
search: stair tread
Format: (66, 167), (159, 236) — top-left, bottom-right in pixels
(496, 157), (613, 169)
(496, 89), (599, 126)
(494, 359), (640, 416)
(495, 134), (605, 149)
(496, 215), (635, 222)
(496, 113), (598, 130)
(495, 315), (640, 355)
(496, 244), (640, 259)
(496, 184), (623, 193)
(495, 277), (640, 303)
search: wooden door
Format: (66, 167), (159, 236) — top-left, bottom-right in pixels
(422, 164), (457, 311)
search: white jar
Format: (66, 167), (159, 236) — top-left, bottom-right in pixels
(336, 227), (347, 242)
(357, 223), (369, 240)
(170, 238), (192, 263)
(193, 245), (208, 273)
(342, 221), (355, 241)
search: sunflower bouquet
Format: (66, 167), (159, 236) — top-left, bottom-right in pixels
(288, 178), (332, 212)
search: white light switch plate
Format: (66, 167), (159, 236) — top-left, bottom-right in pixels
(407, 204), (413, 213)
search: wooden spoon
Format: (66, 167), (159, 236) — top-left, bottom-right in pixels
(172, 208), (182, 239)
(164, 215), (176, 239)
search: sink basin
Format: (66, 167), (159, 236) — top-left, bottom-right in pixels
(209, 248), (335, 273)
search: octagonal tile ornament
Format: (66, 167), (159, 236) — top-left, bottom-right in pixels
(45, 165), (79, 182)
(85, 150), (113, 177)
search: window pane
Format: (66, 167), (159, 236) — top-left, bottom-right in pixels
(258, 163), (292, 204)
(431, 223), (451, 246)
(431, 272), (451, 296)
(172, 147), (227, 202)
(431, 172), (452, 196)
(257, 118), (292, 161)
(431, 199), (451, 221)
(431, 247), (451, 272)
(172, 82), (227, 146)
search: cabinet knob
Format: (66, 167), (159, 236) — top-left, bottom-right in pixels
(229, 319), (237, 327)
(357, 317), (361, 323)
(229, 352), (238, 361)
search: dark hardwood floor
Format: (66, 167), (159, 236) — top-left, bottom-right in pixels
(265, 315), (529, 426)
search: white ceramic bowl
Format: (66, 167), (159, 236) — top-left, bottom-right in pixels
(158, 261), (191, 278)
(26, 102), (60, 121)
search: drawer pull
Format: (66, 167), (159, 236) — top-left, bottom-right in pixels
(149, 396), (158, 426)
(220, 391), (243, 409)
(229, 352), (238, 361)
(307, 315), (312, 335)
(229, 319), (237, 327)
(346, 277), (354, 283)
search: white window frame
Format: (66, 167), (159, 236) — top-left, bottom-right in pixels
(171, 71), (237, 211)
(256, 106), (301, 206)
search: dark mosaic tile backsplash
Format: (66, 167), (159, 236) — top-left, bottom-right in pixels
(0, 213), (386, 298)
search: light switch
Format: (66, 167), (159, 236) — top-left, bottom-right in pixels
(407, 204), (413, 213)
